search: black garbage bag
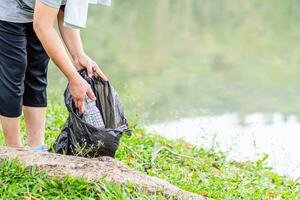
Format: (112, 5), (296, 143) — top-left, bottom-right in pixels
(52, 70), (131, 158)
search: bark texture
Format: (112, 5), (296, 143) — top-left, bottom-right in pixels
(0, 147), (206, 200)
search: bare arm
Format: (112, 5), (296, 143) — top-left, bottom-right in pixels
(57, 10), (107, 79)
(33, 0), (95, 112)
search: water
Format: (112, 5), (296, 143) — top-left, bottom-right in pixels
(148, 113), (300, 179)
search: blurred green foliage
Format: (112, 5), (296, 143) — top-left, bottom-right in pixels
(48, 0), (300, 123)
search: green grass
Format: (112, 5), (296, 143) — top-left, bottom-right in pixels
(0, 102), (299, 199)
(0, 159), (165, 200)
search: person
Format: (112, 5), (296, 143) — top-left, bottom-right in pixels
(0, 0), (108, 150)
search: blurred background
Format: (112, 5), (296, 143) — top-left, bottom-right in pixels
(48, 0), (300, 177)
(49, 0), (300, 123)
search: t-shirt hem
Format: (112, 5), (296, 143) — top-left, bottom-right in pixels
(0, 16), (32, 23)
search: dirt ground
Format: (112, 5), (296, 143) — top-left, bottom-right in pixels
(0, 147), (205, 200)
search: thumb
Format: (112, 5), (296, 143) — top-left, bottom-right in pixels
(86, 87), (96, 101)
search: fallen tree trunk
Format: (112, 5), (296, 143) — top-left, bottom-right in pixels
(0, 147), (206, 200)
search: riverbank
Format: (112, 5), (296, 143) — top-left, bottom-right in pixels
(148, 113), (300, 179)
(0, 103), (299, 199)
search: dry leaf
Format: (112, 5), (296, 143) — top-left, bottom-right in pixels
(200, 191), (208, 197)
(183, 143), (192, 149)
(24, 192), (40, 200)
(127, 155), (136, 163)
(38, 186), (43, 193)
(135, 133), (142, 140)
(267, 191), (275, 198)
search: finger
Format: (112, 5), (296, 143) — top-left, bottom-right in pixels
(86, 87), (96, 101)
(86, 61), (94, 77)
(74, 99), (78, 108)
(78, 98), (84, 113)
(93, 63), (108, 81)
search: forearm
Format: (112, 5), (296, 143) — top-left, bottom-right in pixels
(33, 1), (79, 81)
(57, 10), (84, 61)
(34, 25), (78, 80)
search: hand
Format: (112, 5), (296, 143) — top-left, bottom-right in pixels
(69, 74), (96, 113)
(73, 52), (108, 81)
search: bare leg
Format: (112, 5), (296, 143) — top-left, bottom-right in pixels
(0, 116), (22, 147)
(23, 106), (46, 147)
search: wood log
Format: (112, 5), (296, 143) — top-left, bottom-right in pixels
(0, 147), (206, 200)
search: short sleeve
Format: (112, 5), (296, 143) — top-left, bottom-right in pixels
(40, 0), (63, 9)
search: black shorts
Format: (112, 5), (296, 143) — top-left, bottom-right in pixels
(0, 20), (49, 118)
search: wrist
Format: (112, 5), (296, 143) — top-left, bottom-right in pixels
(71, 51), (85, 61)
(66, 69), (81, 83)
